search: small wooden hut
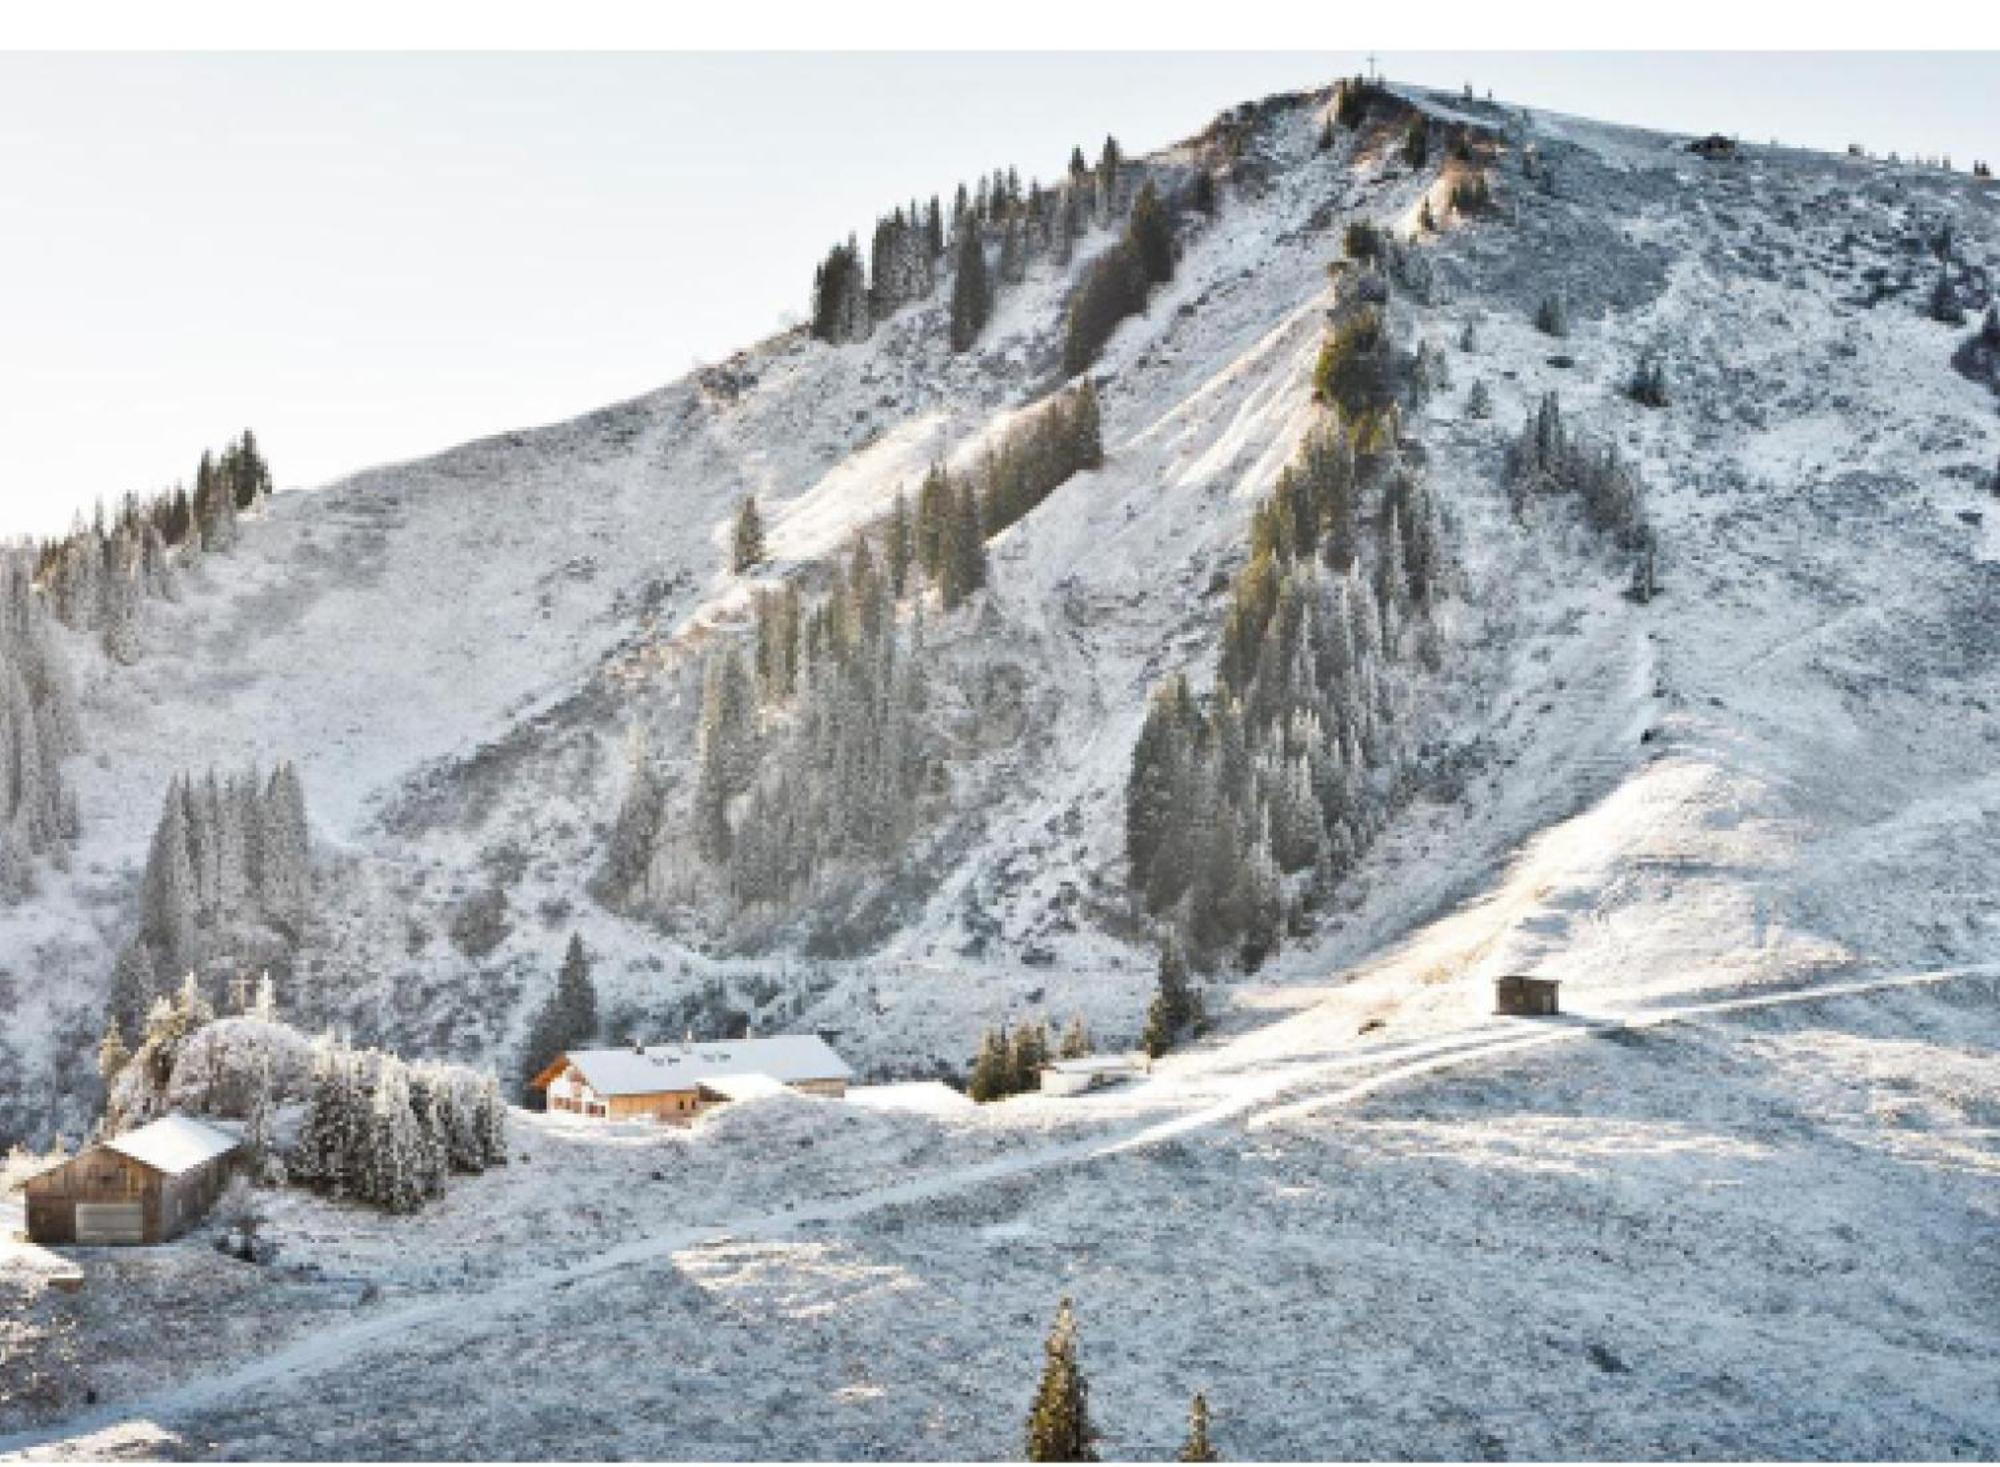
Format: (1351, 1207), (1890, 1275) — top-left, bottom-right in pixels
(25, 1113), (242, 1246)
(1494, 974), (1562, 1017)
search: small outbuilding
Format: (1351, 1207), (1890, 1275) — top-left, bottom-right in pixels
(1494, 974), (1562, 1018)
(1040, 1055), (1143, 1097)
(1688, 134), (1739, 161)
(24, 1113), (242, 1246)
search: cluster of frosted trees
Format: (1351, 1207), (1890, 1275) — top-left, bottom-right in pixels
(1062, 177), (1189, 374)
(1504, 392), (1651, 548)
(34, 431), (271, 661)
(597, 553), (931, 924)
(605, 383), (1109, 930)
(1126, 274), (1450, 970)
(901, 379), (1102, 610)
(292, 1036), (508, 1213)
(968, 1015), (1089, 1102)
(0, 560), (82, 898)
(809, 137), (1137, 353)
(701, 540), (933, 914)
(111, 763), (312, 1034)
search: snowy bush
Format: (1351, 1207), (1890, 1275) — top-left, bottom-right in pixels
(448, 884), (511, 958)
(163, 1016), (315, 1119)
(1627, 350), (1670, 408)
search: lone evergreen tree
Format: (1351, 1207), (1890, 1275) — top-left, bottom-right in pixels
(969, 1024), (1013, 1102)
(1010, 1020), (1048, 1093)
(886, 488), (913, 598)
(732, 496), (766, 572)
(1059, 1014), (1091, 1059)
(97, 1020), (131, 1087)
(516, 932), (599, 1099)
(1144, 937), (1196, 1059)
(555, 932), (598, 1044)
(1128, 181), (1175, 286)
(950, 225), (992, 352)
(1025, 1297), (1098, 1462)
(1178, 1393), (1219, 1462)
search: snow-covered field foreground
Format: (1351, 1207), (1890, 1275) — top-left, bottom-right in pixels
(4, 962), (1998, 1460)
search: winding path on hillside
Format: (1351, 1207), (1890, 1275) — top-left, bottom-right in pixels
(3, 962), (1992, 1460)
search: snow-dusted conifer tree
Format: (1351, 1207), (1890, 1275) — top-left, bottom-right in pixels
(475, 1072), (509, 1166)
(404, 1065), (451, 1201)
(257, 762), (311, 933)
(361, 1058), (426, 1213)
(1025, 1297), (1098, 1461)
(140, 781), (199, 971)
(949, 225), (992, 352)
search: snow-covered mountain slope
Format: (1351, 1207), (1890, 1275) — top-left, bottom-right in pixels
(6, 82), (2000, 1154)
(5, 78), (2000, 1461)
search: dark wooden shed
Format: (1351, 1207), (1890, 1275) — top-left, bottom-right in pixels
(25, 1113), (242, 1246)
(1494, 974), (1562, 1017)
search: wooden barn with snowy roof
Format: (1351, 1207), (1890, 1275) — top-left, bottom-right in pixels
(24, 1113), (242, 1246)
(528, 1035), (852, 1122)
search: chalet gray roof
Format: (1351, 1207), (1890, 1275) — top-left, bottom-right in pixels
(562, 1036), (851, 1097)
(103, 1113), (241, 1176)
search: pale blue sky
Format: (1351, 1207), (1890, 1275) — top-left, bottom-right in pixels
(1, 52), (1994, 537)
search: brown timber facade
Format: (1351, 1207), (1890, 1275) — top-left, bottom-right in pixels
(25, 1137), (239, 1246)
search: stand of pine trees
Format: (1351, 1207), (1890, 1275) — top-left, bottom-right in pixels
(33, 431), (271, 659)
(916, 379), (1103, 574)
(1126, 265), (1451, 972)
(810, 140), (1137, 356)
(1062, 179), (1186, 375)
(967, 1018), (1052, 1102)
(1142, 940), (1205, 1059)
(1504, 393), (1651, 547)
(293, 1035), (508, 1213)
(110, 762), (312, 1038)
(712, 539), (933, 913)
(0, 560), (82, 899)
(603, 382), (1105, 931)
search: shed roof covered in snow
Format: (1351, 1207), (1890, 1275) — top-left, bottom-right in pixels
(102, 1113), (242, 1177)
(845, 1081), (978, 1115)
(696, 1072), (792, 1103)
(536, 1036), (852, 1097)
(1047, 1055), (1142, 1076)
